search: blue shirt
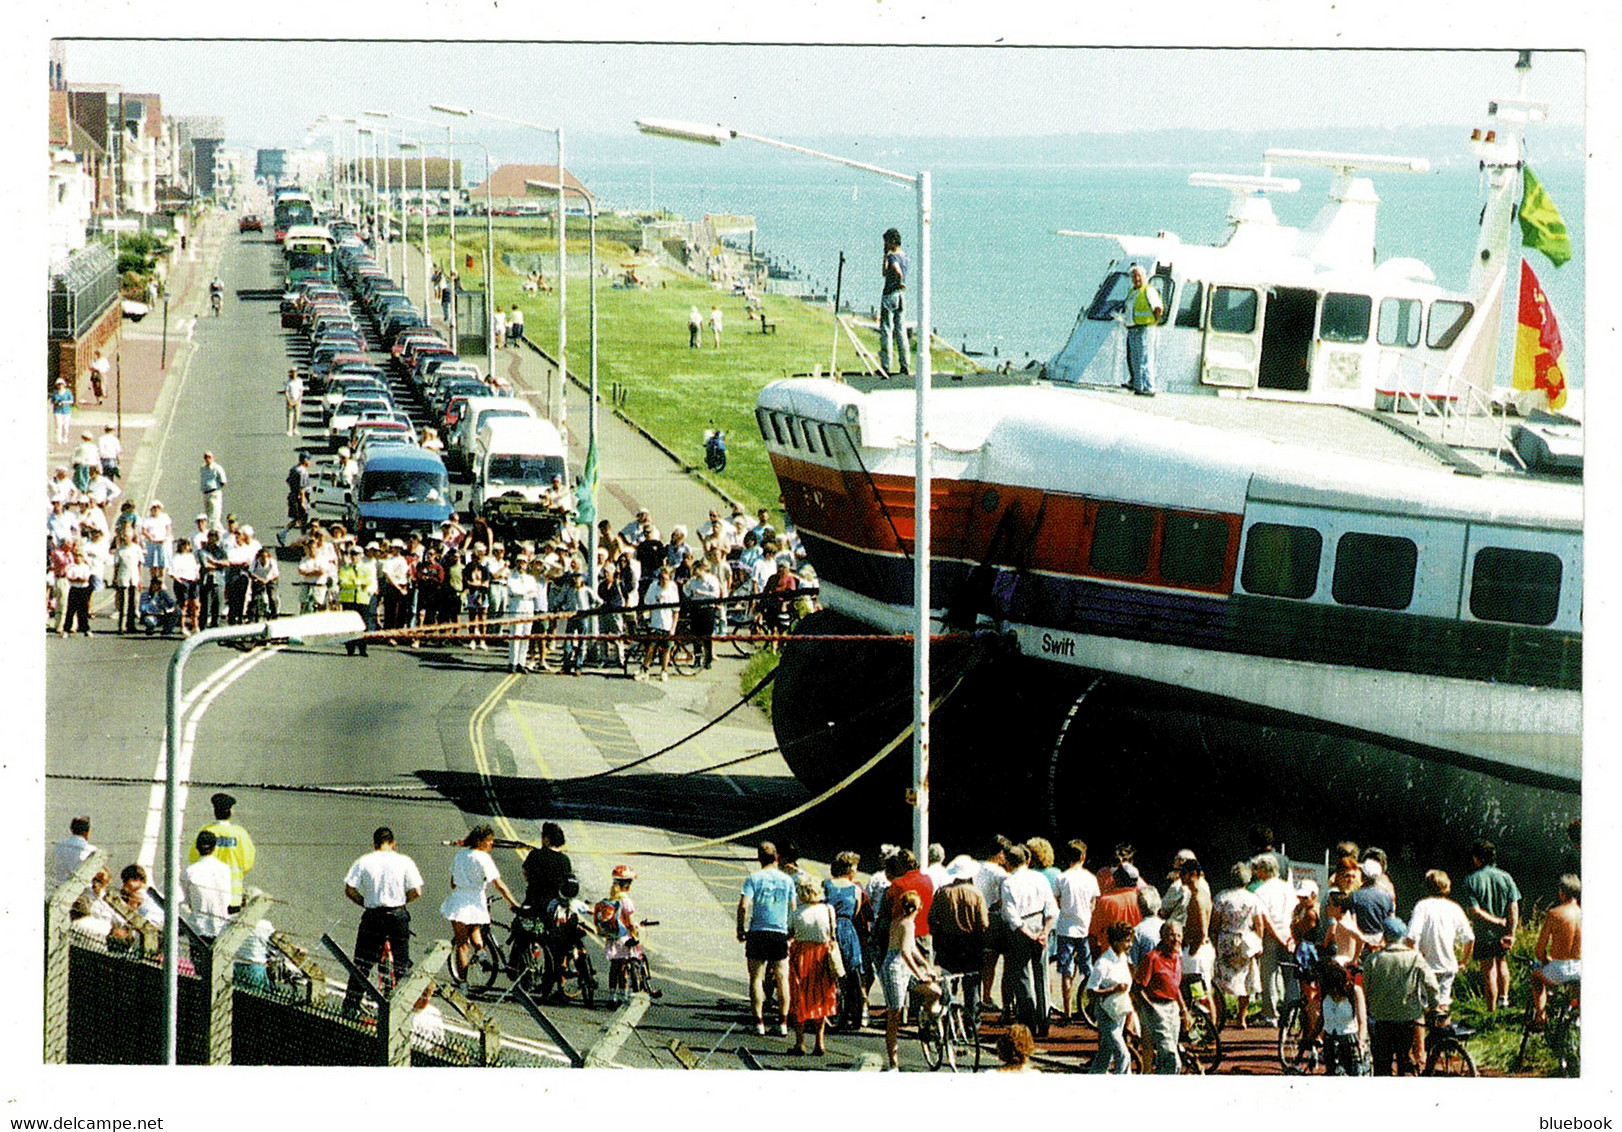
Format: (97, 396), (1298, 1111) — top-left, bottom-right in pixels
(883, 250), (908, 295)
(741, 866), (796, 934)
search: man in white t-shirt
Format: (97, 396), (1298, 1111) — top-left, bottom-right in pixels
(180, 830), (234, 942)
(1405, 869), (1475, 1009)
(1053, 839), (1101, 1022)
(341, 826), (425, 1014)
(50, 816), (97, 892)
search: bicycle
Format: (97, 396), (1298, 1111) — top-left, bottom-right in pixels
(611, 920), (662, 1001)
(543, 896), (599, 1008)
(1277, 959), (1326, 1075)
(1125, 997), (1208, 1075)
(916, 972), (981, 1072)
(622, 621), (701, 679)
(1514, 955), (1581, 1076)
(1422, 1011), (1478, 1077)
(1181, 980), (1224, 1073)
(446, 920), (508, 991)
(210, 289), (223, 316)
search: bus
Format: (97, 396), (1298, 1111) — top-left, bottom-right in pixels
(283, 224), (335, 286)
(273, 191), (317, 242)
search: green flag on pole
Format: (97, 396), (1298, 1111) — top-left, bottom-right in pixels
(1519, 166), (1572, 268)
(574, 437), (598, 529)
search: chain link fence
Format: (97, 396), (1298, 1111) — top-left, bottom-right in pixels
(46, 859), (571, 1067)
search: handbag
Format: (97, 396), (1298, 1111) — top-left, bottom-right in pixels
(824, 905), (846, 979)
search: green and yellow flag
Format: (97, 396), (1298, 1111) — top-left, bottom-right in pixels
(1519, 166), (1572, 268)
(574, 435), (599, 530)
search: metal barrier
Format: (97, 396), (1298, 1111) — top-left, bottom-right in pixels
(45, 874), (576, 1067)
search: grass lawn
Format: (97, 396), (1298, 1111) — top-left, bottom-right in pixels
(421, 225), (967, 510)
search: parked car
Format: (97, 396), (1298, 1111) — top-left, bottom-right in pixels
(239, 214), (263, 233)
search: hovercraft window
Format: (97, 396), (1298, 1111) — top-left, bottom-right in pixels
(1086, 271), (1131, 321)
(755, 408), (773, 443)
(1160, 512), (1230, 587)
(1377, 298), (1423, 348)
(1320, 293), (1372, 344)
(1331, 532), (1417, 610)
(1240, 522), (1322, 599)
(1209, 287), (1259, 335)
(1426, 300), (1474, 350)
(1469, 547), (1562, 626)
(1174, 281), (1203, 328)
(1088, 503), (1154, 577)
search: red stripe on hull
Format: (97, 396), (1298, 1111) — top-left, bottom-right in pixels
(772, 453), (1239, 596)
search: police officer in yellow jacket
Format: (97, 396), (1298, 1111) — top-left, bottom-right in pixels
(189, 792), (256, 913)
(1124, 264), (1164, 397)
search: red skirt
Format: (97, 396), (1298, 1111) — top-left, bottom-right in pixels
(788, 939), (839, 1023)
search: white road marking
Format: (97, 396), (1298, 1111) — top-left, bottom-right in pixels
(137, 645), (284, 869)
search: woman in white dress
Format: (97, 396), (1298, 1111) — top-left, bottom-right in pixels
(440, 825), (519, 978)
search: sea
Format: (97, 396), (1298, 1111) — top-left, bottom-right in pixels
(568, 130), (1585, 387)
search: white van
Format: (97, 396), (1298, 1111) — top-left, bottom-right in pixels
(470, 417), (569, 536)
(446, 394), (537, 472)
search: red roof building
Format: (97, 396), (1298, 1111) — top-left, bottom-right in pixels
(464, 164), (593, 208)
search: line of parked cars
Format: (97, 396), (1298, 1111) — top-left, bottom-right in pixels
(282, 220), (568, 542)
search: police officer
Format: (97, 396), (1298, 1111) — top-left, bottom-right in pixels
(190, 792), (256, 914)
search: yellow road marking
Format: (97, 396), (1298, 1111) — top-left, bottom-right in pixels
(467, 672), (522, 848)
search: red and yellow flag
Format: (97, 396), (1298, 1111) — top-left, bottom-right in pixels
(1514, 259), (1568, 411)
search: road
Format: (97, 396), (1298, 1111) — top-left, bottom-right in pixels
(42, 222), (963, 1071)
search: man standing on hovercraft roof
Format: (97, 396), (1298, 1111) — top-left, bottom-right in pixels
(1124, 264), (1163, 397)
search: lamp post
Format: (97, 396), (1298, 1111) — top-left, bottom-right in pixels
(433, 105), (566, 439)
(397, 139), (432, 313)
(529, 178), (598, 580)
(355, 125), (378, 248)
(160, 610), (366, 1064)
(429, 138), (497, 378)
(367, 111), (453, 312)
(364, 112), (400, 277)
(636, 118), (934, 865)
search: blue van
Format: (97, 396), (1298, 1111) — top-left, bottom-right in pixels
(348, 448), (454, 542)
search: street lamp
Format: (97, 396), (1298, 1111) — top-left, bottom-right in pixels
(367, 110), (455, 312)
(433, 105), (567, 440)
(160, 610), (366, 1064)
(636, 117), (934, 865)
(355, 124), (379, 249)
(529, 178), (598, 580)
(397, 139), (432, 313)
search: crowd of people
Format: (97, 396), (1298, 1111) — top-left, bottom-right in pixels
(52, 797), (1578, 1074)
(46, 426), (819, 664)
(730, 825), (1579, 1074)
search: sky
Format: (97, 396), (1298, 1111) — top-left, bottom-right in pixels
(50, 40), (1587, 152)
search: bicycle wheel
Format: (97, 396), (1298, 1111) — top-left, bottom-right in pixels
(1277, 1002), (1322, 1075)
(473, 933), (505, 991)
(918, 1010), (947, 1070)
(1552, 1005), (1581, 1077)
(668, 638), (701, 677)
(1184, 1001), (1224, 1074)
(1424, 1036), (1477, 1077)
(578, 951), (597, 1008)
(515, 934), (548, 996)
(557, 952), (589, 1002)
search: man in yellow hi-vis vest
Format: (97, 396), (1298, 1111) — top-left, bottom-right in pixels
(1124, 264), (1164, 397)
(189, 791), (256, 913)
